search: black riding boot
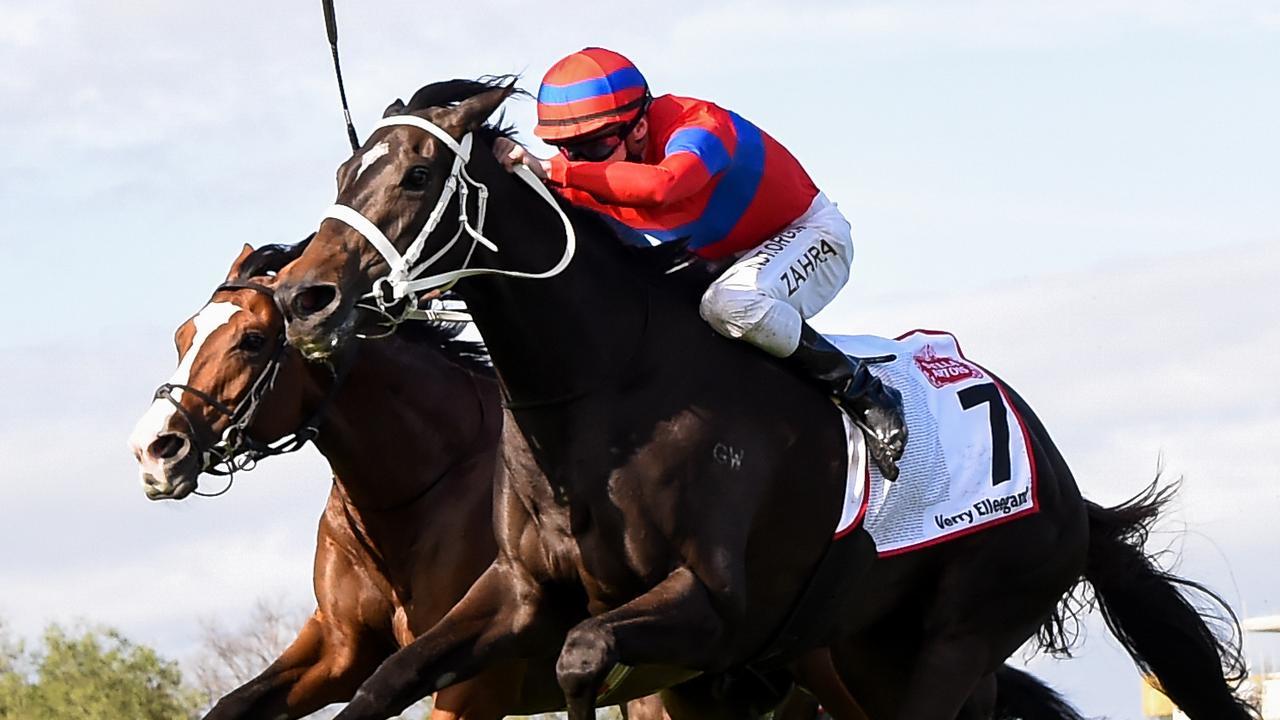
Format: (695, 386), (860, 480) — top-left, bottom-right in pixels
(787, 323), (908, 480)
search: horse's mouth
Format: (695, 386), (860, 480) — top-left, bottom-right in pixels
(296, 335), (341, 362)
(288, 315), (356, 363)
(142, 473), (197, 501)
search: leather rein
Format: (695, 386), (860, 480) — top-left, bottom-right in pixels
(151, 281), (348, 496)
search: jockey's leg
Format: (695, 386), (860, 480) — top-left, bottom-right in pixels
(788, 324), (906, 479)
(698, 196), (906, 478)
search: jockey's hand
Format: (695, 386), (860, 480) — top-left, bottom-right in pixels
(492, 137), (550, 181)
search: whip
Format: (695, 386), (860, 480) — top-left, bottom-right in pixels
(321, 0), (360, 151)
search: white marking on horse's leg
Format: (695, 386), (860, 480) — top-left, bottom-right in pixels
(127, 301), (242, 487)
(356, 141), (390, 180)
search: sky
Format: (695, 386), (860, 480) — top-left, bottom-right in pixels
(0, 0), (1278, 716)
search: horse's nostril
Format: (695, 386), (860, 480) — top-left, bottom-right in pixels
(148, 433), (187, 461)
(292, 284), (339, 319)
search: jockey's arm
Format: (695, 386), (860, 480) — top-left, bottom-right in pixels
(548, 151), (713, 208)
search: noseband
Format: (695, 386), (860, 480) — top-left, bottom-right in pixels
(152, 281), (346, 496)
(321, 115), (577, 329)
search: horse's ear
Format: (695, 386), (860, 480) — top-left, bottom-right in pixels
(225, 243), (256, 281)
(232, 235), (315, 281)
(448, 84), (516, 133)
(383, 98), (406, 118)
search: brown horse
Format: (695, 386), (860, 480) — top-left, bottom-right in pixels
(128, 243), (680, 718)
(272, 78), (1255, 720)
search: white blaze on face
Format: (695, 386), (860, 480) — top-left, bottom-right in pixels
(128, 301), (242, 486)
(356, 141), (390, 180)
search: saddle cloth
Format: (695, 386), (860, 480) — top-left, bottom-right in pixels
(830, 330), (1037, 556)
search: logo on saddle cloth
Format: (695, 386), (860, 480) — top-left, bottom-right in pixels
(913, 343), (985, 388)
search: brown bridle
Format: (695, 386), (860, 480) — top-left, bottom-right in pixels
(150, 281), (348, 496)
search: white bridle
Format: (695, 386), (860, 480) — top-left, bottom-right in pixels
(320, 115), (576, 323)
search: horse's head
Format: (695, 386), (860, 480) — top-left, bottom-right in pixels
(275, 78), (515, 361)
(128, 242), (313, 500)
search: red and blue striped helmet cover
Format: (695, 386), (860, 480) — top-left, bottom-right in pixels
(535, 47), (649, 143)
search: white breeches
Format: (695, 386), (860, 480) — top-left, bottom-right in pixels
(699, 193), (854, 357)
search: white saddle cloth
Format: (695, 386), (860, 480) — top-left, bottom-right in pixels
(830, 330), (1037, 556)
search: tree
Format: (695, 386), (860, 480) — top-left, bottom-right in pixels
(189, 599), (433, 719)
(187, 598), (310, 711)
(0, 621), (25, 718)
(0, 620), (201, 720)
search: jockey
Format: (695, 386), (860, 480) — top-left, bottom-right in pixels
(495, 47), (906, 478)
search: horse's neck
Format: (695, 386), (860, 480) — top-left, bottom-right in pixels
(313, 338), (496, 513)
(457, 174), (655, 405)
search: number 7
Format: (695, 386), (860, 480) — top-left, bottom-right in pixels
(957, 383), (1011, 486)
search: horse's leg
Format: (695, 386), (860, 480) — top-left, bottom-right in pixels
(555, 566), (725, 720)
(332, 560), (553, 720)
(884, 632), (1001, 720)
(771, 685), (821, 720)
(889, 523), (1086, 717)
(790, 647), (871, 720)
(657, 670), (793, 720)
(858, 573), (1076, 720)
(798, 644), (1007, 720)
(624, 694), (670, 720)
(203, 611), (384, 719)
(429, 660), (527, 720)
(659, 681), (751, 720)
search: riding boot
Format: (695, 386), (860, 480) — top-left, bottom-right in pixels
(786, 323), (908, 480)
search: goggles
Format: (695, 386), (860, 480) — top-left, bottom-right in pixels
(557, 129), (625, 162)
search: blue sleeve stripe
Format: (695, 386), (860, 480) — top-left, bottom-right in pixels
(537, 67), (647, 106)
(664, 127), (732, 176)
(684, 113), (766, 250)
(591, 113), (767, 251)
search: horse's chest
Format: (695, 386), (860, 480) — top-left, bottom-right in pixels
(550, 521), (662, 611)
(516, 405), (738, 600)
(566, 477), (693, 604)
(518, 474), (667, 602)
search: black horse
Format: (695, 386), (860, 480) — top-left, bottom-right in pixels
(273, 78), (1254, 720)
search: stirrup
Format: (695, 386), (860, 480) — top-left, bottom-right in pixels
(850, 414), (903, 482)
(839, 381), (906, 482)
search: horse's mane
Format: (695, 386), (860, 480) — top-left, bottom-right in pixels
(237, 243), (493, 376)
(394, 314), (493, 377)
(235, 238), (311, 280)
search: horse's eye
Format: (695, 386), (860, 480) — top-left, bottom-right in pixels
(402, 165), (431, 190)
(238, 332), (267, 354)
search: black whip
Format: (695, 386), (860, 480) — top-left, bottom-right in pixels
(321, 0), (360, 151)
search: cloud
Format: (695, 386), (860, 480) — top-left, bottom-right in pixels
(5, 1), (1272, 156)
(2, 0), (1277, 352)
(644, 0), (1280, 71)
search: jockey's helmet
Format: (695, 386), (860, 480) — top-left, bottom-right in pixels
(535, 47), (650, 146)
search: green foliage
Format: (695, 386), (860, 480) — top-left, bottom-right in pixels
(0, 621), (201, 720)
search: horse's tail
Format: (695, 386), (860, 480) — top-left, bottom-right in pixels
(992, 665), (1086, 720)
(1084, 480), (1257, 719)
